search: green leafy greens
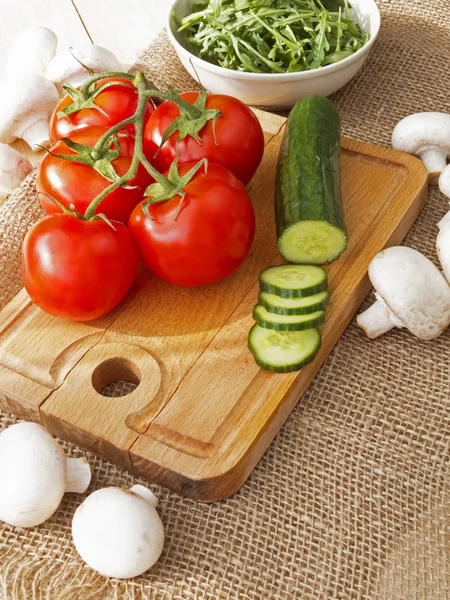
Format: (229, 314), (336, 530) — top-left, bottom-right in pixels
(177, 0), (369, 74)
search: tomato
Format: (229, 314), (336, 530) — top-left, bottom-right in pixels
(49, 77), (154, 144)
(22, 214), (139, 321)
(129, 162), (255, 287)
(37, 126), (153, 224)
(143, 92), (265, 185)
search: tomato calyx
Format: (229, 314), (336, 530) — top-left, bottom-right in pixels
(58, 71), (142, 119)
(53, 70), (202, 223)
(42, 131), (138, 186)
(142, 157), (208, 220)
(38, 190), (118, 229)
(145, 88), (221, 152)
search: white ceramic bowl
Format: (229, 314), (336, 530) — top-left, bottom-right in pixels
(168, 0), (380, 109)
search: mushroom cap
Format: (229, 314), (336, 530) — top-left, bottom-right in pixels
(439, 164), (450, 199)
(0, 75), (59, 144)
(369, 246), (450, 339)
(392, 112), (450, 155)
(6, 27), (58, 78)
(0, 144), (33, 199)
(437, 221), (450, 285)
(46, 44), (122, 91)
(72, 487), (164, 579)
(0, 422), (67, 527)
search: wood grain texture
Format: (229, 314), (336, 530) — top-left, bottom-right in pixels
(0, 110), (429, 501)
(0, 0), (91, 167)
(72, 0), (170, 66)
(0, 0), (90, 79)
(0, 0), (167, 184)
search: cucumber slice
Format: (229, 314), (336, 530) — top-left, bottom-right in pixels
(259, 289), (329, 315)
(248, 324), (321, 373)
(259, 264), (328, 298)
(278, 221), (348, 265)
(253, 304), (326, 331)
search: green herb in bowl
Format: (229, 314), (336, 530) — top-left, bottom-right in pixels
(177, 0), (369, 74)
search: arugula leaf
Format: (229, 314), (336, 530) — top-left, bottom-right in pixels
(180, 0), (368, 73)
(321, 0), (346, 11)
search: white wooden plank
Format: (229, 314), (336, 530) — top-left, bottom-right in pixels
(0, 0), (91, 79)
(72, 0), (171, 67)
(0, 0), (91, 169)
(0, 0), (170, 197)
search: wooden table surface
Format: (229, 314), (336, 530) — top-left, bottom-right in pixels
(0, 0), (169, 72)
(0, 0), (170, 169)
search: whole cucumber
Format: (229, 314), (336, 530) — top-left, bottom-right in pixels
(275, 96), (347, 264)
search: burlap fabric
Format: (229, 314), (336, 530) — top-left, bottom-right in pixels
(1, 1), (450, 598)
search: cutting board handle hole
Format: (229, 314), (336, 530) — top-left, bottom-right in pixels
(92, 357), (141, 398)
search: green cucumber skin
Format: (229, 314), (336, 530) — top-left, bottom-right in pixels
(250, 350), (320, 373)
(259, 273), (328, 298)
(247, 325), (321, 373)
(275, 96), (347, 260)
(258, 291), (329, 315)
(250, 348), (319, 373)
(252, 307), (326, 331)
(259, 280), (326, 298)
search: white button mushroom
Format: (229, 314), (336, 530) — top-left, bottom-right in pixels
(0, 144), (33, 201)
(439, 164), (450, 199)
(392, 112), (450, 181)
(357, 246), (450, 339)
(437, 165), (450, 231)
(46, 44), (122, 93)
(0, 75), (59, 149)
(435, 166), (450, 284)
(0, 422), (91, 527)
(72, 485), (164, 579)
(436, 223), (450, 285)
(5, 27), (58, 78)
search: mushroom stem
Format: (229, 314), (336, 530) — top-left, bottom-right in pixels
(21, 118), (51, 149)
(0, 144), (33, 200)
(130, 484), (158, 508)
(419, 148), (447, 177)
(357, 298), (399, 338)
(66, 457), (92, 494)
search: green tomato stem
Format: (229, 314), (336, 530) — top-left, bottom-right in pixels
(83, 76), (173, 220)
(143, 88), (202, 119)
(92, 115), (135, 155)
(79, 71), (136, 96)
(81, 71), (209, 221)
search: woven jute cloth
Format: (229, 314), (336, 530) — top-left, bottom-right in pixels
(1, 1), (450, 598)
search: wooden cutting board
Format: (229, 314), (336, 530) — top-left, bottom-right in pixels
(0, 110), (428, 501)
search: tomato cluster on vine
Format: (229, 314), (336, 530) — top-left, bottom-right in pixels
(23, 71), (264, 321)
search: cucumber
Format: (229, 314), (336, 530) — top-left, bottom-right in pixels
(259, 264), (327, 298)
(259, 289), (329, 315)
(275, 96), (347, 264)
(248, 324), (321, 373)
(253, 304), (326, 331)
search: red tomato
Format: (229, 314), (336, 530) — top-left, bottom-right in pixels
(129, 162), (255, 287)
(49, 77), (154, 144)
(37, 126), (153, 224)
(143, 92), (265, 185)
(22, 214), (139, 321)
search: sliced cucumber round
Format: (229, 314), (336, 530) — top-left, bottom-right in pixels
(253, 304), (326, 331)
(248, 324), (321, 373)
(259, 264), (328, 298)
(259, 290), (330, 315)
(278, 221), (348, 265)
